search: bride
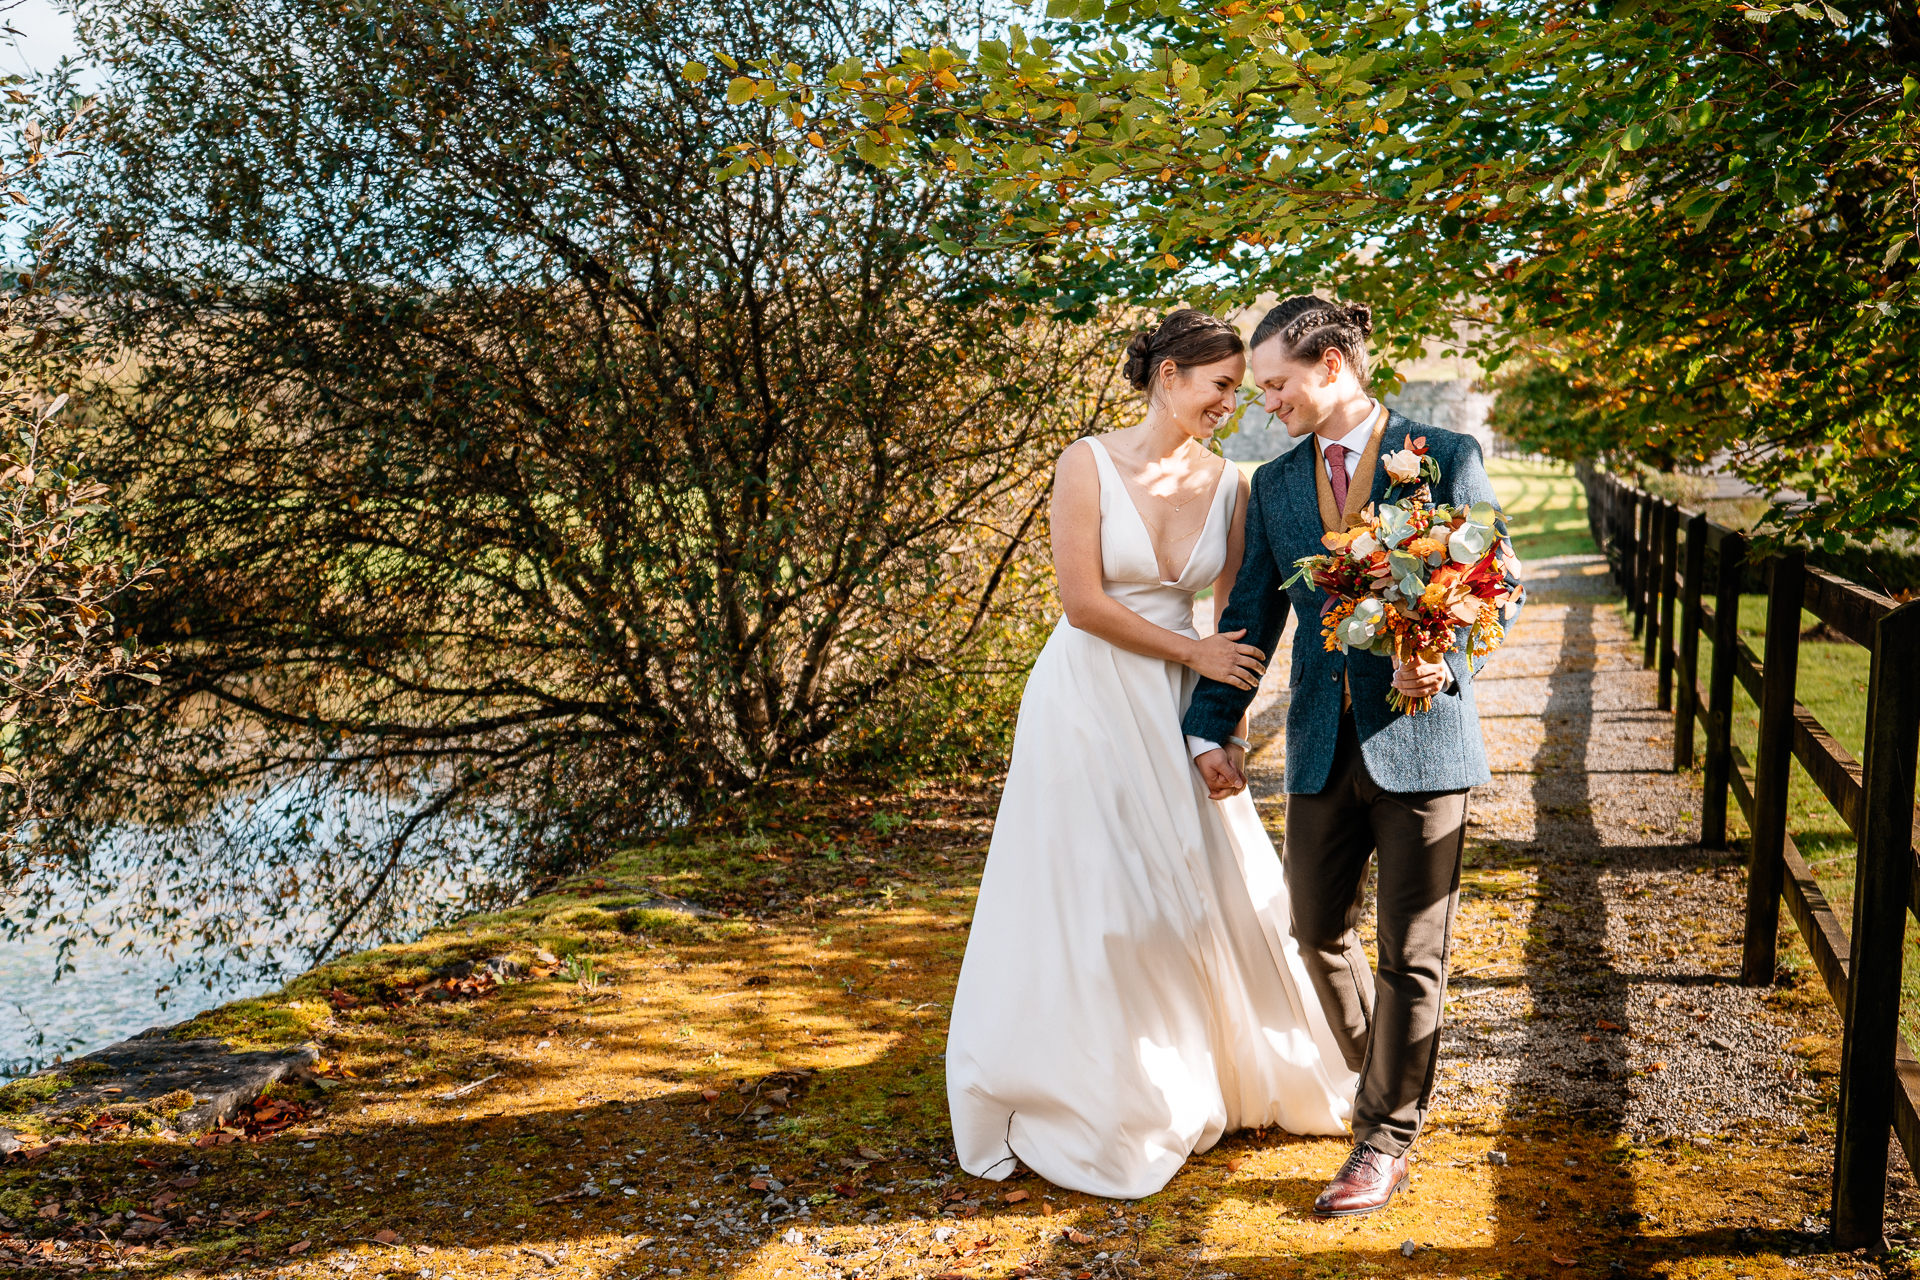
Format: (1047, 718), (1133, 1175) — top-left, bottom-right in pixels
(946, 309), (1356, 1200)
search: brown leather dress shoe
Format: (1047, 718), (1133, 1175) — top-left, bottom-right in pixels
(1312, 1141), (1410, 1217)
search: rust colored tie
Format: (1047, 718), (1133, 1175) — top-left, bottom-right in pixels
(1324, 442), (1349, 514)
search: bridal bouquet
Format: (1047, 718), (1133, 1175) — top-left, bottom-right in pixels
(1285, 435), (1515, 715)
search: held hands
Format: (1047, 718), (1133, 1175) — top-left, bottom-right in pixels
(1391, 653), (1451, 700)
(1188, 629), (1266, 690)
(1195, 745), (1249, 800)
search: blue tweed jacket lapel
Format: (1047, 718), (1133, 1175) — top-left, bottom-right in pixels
(1281, 437), (1323, 549)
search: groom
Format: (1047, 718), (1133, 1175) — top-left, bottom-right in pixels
(1183, 296), (1519, 1218)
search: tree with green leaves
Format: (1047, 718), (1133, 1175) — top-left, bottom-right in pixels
(12, 0), (1125, 980)
(719, 0), (1920, 547)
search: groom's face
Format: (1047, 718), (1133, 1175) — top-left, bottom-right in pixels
(1248, 339), (1333, 439)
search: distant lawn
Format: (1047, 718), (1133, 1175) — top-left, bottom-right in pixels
(1685, 594), (1899, 1039)
(1485, 457), (1599, 561)
(1233, 454), (1601, 562)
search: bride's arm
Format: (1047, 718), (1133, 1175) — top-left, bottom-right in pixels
(1052, 443), (1265, 690)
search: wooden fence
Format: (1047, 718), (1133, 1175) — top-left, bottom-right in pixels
(1579, 466), (1920, 1250)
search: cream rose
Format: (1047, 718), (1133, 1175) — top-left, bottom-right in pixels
(1382, 448), (1423, 484)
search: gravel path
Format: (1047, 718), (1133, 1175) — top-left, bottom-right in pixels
(1221, 557), (1865, 1246)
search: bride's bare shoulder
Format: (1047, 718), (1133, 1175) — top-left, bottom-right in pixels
(1053, 439), (1107, 508)
(1055, 435), (1108, 474)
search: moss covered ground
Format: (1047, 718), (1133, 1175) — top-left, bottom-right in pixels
(0, 460), (1901, 1280)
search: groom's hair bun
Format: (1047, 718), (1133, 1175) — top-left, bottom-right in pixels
(1250, 294), (1374, 390)
(1123, 309), (1245, 395)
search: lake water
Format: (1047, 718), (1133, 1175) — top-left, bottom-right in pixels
(1, 931), (282, 1079)
(0, 774), (521, 1077)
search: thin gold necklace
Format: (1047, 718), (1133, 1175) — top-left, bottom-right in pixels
(1142, 439), (1208, 513)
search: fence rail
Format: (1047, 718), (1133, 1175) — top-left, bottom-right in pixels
(1577, 466), (1920, 1251)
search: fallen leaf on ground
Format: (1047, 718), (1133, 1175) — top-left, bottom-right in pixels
(1597, 1019), (1623, 1032)
(857, 1146), (886, 1161)
(1226, 1158), (1244, 1172)
(1551, 1255), (1577, 1267)
(1004, 1190), (1028, 1203)
(288, 1241), (311, 1256)
(372, 1230), (400, 1245)
(1065, 1228), (1093, 1245)
(523, 1246), (559, 1267)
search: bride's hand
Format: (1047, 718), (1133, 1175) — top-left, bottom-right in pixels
(1187, 629), (1265, 690)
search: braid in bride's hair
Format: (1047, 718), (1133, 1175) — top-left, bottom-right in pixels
(1122, 309), (1244, 400)
(1249, 295), (1375, 390)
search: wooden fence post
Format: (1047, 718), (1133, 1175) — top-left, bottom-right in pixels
(1579, 462), (1603, 557)
(1831, 600), (1920, 1251)
(1657, 502), (1679, 708)
(1700, 533), (1744, 850)
(1675, 512), (1707, 771)
(1640, 494), (1658, 642)
(1742, 550), (1804, 986)
(1623, 489), (1642, 616)
(1640, 498), (1663, 667)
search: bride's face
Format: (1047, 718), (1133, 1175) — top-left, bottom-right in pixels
(1155, 353), (1246, 441)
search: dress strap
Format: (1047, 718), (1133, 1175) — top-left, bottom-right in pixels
(1078, 437), (1118, 513)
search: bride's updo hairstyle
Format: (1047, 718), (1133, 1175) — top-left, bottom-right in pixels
(1249, 295), (1375, 391)
(1122, 309), (1245, 402)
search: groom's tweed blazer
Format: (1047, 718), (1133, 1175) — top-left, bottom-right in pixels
(1183, 412), (1516, 796)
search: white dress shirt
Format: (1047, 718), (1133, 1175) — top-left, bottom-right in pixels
(1315, 402), (1384, 489)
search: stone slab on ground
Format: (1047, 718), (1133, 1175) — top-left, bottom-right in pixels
(0, 1031), (318, 1153)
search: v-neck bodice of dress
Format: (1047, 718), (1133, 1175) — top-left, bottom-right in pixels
(1082, 437), (1235, 636)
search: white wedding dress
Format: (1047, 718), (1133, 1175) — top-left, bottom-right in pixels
(945, 436), (1357, 1200)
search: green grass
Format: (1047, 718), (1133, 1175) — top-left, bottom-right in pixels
(1685, 599), (1910, 1038)
(1485, 457), (1599, 561)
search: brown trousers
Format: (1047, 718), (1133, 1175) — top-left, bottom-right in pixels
(1284, 712), (1468, 1157)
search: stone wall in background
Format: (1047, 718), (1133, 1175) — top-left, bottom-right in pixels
(1383, 380), (1496, 453)
(1220, 405), (1307, 463)
(1221, 379), (1495, 463)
